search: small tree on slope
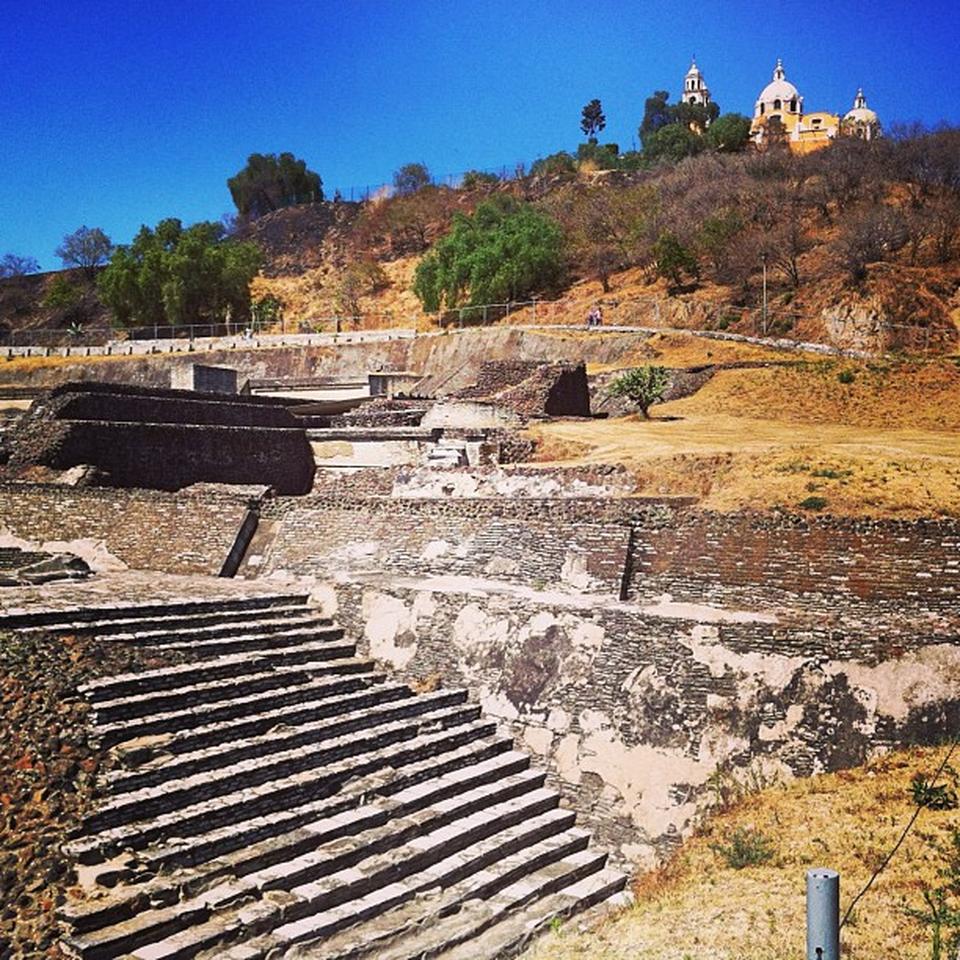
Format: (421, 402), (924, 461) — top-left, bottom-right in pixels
(609, 366), (670, 419)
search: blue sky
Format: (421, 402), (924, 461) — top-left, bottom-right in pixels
(2, 0), (958, 268)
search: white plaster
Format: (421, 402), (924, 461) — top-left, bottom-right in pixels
(560, 552), (594, 591)
(522, 726), (554, 756)
(572, 708), (707, 836)
(420, 540), (451, 561)
(478, 685), (520, 723)
(361, 590), (418, 670)
(307, 582), (338, 618)
(0, 530), (128, 573)
(835, 645), (960, 722)
(546, 707), (571, 734)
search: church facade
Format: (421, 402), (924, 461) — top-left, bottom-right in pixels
(748, 59), (881, 153)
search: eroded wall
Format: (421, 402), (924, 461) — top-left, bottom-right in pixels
(333, 578), (960, 866)
(254, 495), (960, 865)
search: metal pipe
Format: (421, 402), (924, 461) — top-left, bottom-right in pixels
(806, 868), (840, 960)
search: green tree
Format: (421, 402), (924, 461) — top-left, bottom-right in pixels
(461, 170), (500, 189)
(55, 226), (113, 276)
(227, 152), (323, 218)
(673, 100), (720, 133)
(413, 197), (565, 312)
(0, 253), (40, 277)
(580, 99), (606, 144)
(640, 90), (673, 148)
(530, 152), (577, 178)
(704, 113), (752, 153)
(98, 218), (261, 328)
(609, 365), (670, 418)
(576, 142), (620, 170)
(42, 276), (80, 309)
(393, 162), (431, 196)
(644, 123), (703, 164)
(653, 231), (700, 290)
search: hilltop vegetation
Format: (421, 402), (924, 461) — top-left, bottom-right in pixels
(1, 127), (958, 354)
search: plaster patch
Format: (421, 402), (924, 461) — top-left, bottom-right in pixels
(420, 540), (451, 561)
(834, 645), (960, 722)
(362, 590), (418, 670)
(573, 709), (707, 836)
(522, 725), (554, 756)
(546, 707), (571, 734)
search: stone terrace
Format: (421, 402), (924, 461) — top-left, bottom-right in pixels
(0, 575), (627, 959)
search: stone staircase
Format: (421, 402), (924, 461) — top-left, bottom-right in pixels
(5, 594), (627, 959)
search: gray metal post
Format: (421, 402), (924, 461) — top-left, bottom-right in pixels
(806, 868), (839, 960)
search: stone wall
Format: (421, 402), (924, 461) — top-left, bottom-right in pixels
(6, 383), (315, 495)
(252, 495), (960, 865)
(0, 484), (250, 574)
(333, 577), (960, 866)
(629, 511), (960, 615)
(456, 360), (591, 419)
(258, 496), (667, 596)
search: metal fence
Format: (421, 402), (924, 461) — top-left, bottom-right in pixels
(0, 294), (947, 359)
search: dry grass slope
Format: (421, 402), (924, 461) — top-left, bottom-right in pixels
(526, 746), (959, 960)
(529, 356), (960, 517)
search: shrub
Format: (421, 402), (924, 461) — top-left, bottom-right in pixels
(798, 496), (828, 510)
(709, 827), (775, 869)
(838, 369), (856, 384)
(412, 197), (565, 311)
(911, 770), (959, 810)
(608, 366), (670, 419)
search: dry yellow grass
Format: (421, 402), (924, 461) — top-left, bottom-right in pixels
(526, 746), (959, 960)
(528, 358), (960, 517)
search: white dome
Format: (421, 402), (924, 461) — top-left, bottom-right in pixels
(759, 77), (800, 102)
(757, 59), (800, 106)
(686, 59), (703, 78)
(845, 89), (877, 123)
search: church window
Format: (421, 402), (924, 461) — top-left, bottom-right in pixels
(790, 98), (797, 112)
(774, 99), (782, 110)
(690, 96), (696, 104)
(760, 103), (765, 115)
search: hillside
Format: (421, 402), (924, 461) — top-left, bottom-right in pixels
(3, 129), (959, 353)
(524, 745), (959, 960)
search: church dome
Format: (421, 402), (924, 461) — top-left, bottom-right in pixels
(844, 88), (878, 123)
(758, 59), (800, 105)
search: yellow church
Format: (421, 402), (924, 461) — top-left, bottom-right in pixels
(748, 58), (881, 153)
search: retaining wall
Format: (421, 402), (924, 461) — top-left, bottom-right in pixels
(0, 484), (249, 574)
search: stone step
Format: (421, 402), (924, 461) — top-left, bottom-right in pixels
(90, 617), (337, 650)
(85, 701), (481, 831)
(89, 648), (362, 718)
(93, 669), (388, 749)
(63, 771), (550, 956)
(66, 721), (505, 866)
(231, 805), (579, 960)
(0, 593), (309, 631)
(296, 827), (594, 960)
(103, 687), (470, 793)
(16, 603), (317, 638)
(135, 739), (524, 876)
(61, 752), (538, 936)
(110, 623), (345, 658)
(101, 798), (573, 960)
(429, 867), (628, 960)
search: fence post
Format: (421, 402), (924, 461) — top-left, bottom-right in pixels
(806, 869), (839, 960)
